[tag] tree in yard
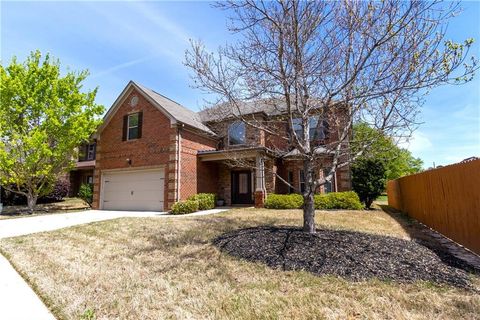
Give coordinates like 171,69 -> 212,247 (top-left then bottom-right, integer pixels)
0,51 -> 104,212
352,123 -> 423,182
351,158 -> 386,209
185,0 -> 477,233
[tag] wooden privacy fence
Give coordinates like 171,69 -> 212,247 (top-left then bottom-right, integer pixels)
387,158 -> 480,255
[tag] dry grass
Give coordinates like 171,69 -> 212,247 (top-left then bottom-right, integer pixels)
0,208 -> 479,320
0,198 -> 89,220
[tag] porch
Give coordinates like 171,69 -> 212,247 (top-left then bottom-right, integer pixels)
69,160 -> 95,197
198,148 -> 272,207
198,147 -> 351,207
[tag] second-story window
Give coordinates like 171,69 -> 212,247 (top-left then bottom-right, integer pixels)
228,121 -> 246,145
123,112 -> 143,141
86,143 -> 95,160
128,113 -> 139,140
292,117 -> 328,142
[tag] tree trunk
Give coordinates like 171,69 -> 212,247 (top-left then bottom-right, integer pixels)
302,160 -> 316,233
303,192 -> 316,233
26,193 -> 37,214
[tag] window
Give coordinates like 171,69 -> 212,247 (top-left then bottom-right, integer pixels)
127,113 -> 139,140
86,175 -> 93,185
238,173 -> 249,194
323,168 -> 333,193
86,143 -> 95,160
228,121 -> 246,145
299,170 -> 305,193
287,171 -> 294,193
292,117 -> 328,142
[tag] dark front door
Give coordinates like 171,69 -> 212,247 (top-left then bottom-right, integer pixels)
231,171 -> 253,204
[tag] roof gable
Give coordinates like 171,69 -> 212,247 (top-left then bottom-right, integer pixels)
97,81 -> 215,136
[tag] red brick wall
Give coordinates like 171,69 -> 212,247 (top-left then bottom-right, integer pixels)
93,88 -> 175,210
179,128 -> 217,200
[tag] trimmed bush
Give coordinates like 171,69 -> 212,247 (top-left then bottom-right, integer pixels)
264,192 -> 362,210
78,183 -> 93,206
265,194 -> 303,209
187,193 -> 216,210
314,191 -> 363,210
171,200 -> 199,215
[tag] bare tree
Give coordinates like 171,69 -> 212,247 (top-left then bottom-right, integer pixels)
185,0 -> 477,233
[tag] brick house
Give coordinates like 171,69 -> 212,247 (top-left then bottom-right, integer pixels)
71,81 -> 351,211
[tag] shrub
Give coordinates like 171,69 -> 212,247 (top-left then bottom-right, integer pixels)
265,194 -> 303,209
264,192 -> 362,210
0,187 -> 26,206
40,178 -> 70,203
314,191 -> 363,210
171,200 -> 199,215
187,193 -> 216,210
352,158 -> 386,209
1,178 -> 70,205
78,183 -> 93,206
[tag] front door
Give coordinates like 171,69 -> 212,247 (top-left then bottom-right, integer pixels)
231,171 -> 253,204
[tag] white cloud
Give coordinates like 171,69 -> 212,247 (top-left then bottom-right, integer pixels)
400,131 -> 433,153
90,55 -> 154,79
82,2 -> 191,62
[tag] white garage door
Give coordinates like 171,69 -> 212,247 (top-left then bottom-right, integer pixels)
102,169 -> 165,211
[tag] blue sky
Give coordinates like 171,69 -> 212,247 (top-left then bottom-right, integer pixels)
1,1 -> 479,168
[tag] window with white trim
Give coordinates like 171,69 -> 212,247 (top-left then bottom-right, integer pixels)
127,113 -> 139,140
299,170 -> 306,193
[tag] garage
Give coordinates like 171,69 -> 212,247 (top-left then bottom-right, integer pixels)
101,168 -> 165,211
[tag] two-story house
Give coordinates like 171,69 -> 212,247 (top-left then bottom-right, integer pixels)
71,81 -> 351,211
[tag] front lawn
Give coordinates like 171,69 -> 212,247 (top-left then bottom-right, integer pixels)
376,194 -> 388,202
0,208 -> 478,319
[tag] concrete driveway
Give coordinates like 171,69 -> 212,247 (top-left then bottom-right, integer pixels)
0,208 -> 227,239
0,208 -> 227,320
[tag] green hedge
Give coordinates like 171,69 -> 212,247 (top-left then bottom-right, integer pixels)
264,194 -> 303,209
314,191 -> 363,210
171,200 -> 199,215
187,193 -> 216,210
264,192 -> 363,210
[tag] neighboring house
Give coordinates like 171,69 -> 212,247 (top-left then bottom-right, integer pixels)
71,81 -> 351,211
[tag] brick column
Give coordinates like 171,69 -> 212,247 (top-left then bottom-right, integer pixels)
255,190 -> 265,208
167,129 -> 179,209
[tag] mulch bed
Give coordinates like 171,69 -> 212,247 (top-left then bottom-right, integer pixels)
213,226 -> 475,289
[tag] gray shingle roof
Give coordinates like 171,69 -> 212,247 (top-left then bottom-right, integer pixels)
134,82 -> 215,135
197,100 -> 288,122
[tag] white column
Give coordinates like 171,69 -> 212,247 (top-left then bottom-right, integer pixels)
256,154 -> 265,192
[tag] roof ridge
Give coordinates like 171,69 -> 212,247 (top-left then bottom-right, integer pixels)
133,81 -> 186,108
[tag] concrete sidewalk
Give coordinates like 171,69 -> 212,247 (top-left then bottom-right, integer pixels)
0,254 -> 56,320
0,208 -> 228,319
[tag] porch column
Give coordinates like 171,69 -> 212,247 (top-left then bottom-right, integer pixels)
255,154 -> 266,207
